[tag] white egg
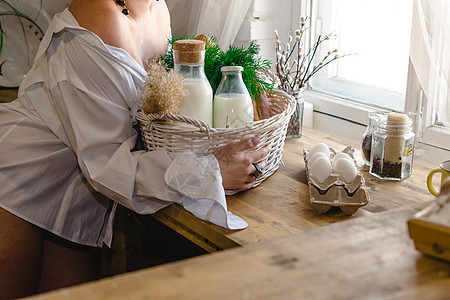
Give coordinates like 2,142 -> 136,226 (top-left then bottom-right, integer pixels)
334,158 -> 358,183
332,152 -> 353,167
309,156 -> 333,184
307,143 -> 330,160
308,152 -> 330,167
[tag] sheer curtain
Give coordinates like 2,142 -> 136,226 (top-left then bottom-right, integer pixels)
409,0 -> 450,129
166,0 -> 252,49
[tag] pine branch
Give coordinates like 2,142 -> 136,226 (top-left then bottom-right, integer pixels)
162,37 -> 273,101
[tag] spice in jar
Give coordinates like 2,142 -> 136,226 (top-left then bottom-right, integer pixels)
360,111 -> 387,165
369,112 -> 415,180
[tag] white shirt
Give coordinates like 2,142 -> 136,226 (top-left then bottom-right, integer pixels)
0,9 -> 246,247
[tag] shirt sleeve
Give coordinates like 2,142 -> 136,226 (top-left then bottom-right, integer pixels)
47,31 -> 217,214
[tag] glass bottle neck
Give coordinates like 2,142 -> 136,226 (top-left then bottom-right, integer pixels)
216,70 -> 249,96
221,71 -> 242,81
175,64 -> 207,79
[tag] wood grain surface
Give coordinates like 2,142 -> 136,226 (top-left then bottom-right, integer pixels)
31,202 -> 450,300
28,128 -> 446,300
151,127 -> 435,251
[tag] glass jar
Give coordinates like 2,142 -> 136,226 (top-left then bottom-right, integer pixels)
173,40 -> 213,126
213,66 -> 253,128
361,111 -> 387,165
286,89 -> 304,138
369,113 -> 415,180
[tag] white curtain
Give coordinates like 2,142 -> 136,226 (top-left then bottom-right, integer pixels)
41,0 -> 73,17
166,0 -> 252,49
410,0 -> 450,128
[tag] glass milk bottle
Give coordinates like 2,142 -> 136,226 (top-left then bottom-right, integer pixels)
173,40 -> 213,126
213,66 -> 253,128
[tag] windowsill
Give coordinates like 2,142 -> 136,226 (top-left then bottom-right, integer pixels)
304,89 -> 449,166
304,89 -> 372,141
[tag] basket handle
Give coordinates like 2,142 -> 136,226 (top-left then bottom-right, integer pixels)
146,112 -> 216,138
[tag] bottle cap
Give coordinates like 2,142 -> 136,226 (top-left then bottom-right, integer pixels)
173,40 -> 205,64
221,66 -> 244,72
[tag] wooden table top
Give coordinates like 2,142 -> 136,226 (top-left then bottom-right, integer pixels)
32,202 -> 450,300
29,127 -> 448,299
150,127 -> 435,252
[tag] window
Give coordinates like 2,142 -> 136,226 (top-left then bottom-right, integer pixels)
308,0 -> 412,112
301,0 -> 449,160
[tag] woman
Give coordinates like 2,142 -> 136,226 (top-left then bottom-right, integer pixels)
0,0 -> 269,297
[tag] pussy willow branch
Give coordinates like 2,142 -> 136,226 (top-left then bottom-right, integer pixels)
274,18 -> 346,93
303,53 -> 352,84
297,35 -> 321,89
299,33 -> 332,73
285,40 -> 298,64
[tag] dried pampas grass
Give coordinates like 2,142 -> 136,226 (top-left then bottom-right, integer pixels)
138,59 -> 186,116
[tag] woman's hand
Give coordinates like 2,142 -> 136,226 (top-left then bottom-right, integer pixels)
213,137 -> 271,191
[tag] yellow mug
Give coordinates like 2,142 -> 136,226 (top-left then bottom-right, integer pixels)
427,160 -> 450,196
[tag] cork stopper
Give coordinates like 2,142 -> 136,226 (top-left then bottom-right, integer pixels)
384,112 -> 410,162
173,40 -> 206,64
387,112 -> 409,125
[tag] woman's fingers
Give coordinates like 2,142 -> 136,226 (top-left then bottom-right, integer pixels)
247,145 -> 271,163
213,137 -> 272,191
252,158 -> 268,173
225,136 -> 260,154
248,156 -> 268,179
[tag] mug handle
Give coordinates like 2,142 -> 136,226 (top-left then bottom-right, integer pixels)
427,168 -> 442,196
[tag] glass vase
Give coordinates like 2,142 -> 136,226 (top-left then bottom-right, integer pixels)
360,111 -> 387,165
286,90 -> 304,138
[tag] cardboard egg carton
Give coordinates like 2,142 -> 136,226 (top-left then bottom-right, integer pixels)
303,146 -> 369,215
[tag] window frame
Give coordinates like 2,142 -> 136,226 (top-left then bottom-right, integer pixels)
405,60 -> 450,152
297,0 -> 449,164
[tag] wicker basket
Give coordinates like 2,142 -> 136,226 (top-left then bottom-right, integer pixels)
136,90 -> 295,187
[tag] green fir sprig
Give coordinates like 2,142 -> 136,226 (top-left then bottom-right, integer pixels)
161,36 -> 273,101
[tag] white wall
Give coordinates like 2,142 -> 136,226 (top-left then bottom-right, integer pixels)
235,0 -> 307,71
235,0 -> 317,130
